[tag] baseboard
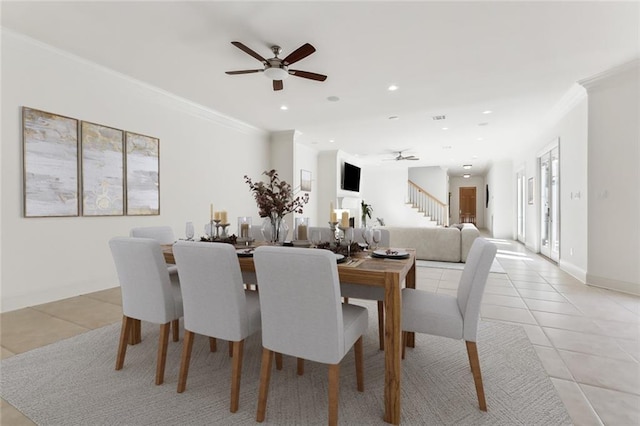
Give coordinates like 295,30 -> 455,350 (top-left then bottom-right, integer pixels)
558,260 -> 586,283
586,273 -> 640,297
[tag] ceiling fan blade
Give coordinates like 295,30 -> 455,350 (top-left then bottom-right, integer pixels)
289,70 -> 327,81
282,43 -> 316,65
273,80 -> 283,91
404,155 -> 417,159
231,41 -> 267,64
407,157 -> 420,160
225,69 -> 262,75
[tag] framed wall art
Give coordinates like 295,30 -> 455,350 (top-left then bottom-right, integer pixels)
23,107 -> 79,217
300,169 -> 312,192
81,121 -> 125,216
126,131 -> 159,215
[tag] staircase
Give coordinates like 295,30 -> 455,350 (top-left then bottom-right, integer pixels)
407,180 -> 449,227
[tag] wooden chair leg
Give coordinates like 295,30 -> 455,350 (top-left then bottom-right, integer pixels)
256,348 -> 273,423
297,358 -> 304,376
228,341 -> 233,357
171,319 -> 179,342
354,336 -> 364,392
377,301 -> 385,351
116,315 -> 132,370
128,318 -> 142,345
230,340 -> 245,413
155,322 -> 171,385
177,330 -> 195,393
209,337 -> 217,352
344,297 -> 349,303
466,341 -> 487,411
275,352 -> 283,370
402,331 -> 407,360
328,363 -> 340,426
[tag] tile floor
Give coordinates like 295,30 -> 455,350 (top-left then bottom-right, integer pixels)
1,238 -> 639,425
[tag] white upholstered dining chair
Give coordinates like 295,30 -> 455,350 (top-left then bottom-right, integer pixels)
341,227 -> 390,350
109,237 -> 184,385
172,241 -> 261,413
401,237 -> 497,411
253,246 -> 368,425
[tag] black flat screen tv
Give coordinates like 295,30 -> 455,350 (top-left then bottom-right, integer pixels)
342,162 -> 361,192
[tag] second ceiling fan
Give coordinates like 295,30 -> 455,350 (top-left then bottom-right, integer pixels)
225,41 -> 327,91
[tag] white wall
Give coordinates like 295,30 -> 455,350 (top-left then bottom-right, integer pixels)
485,160 -> 514,239
1,30 -> 270,312
582,61 -> 639,294
449,176 -> 485,227
293,141 -> 319,228
360,165 -> 419,227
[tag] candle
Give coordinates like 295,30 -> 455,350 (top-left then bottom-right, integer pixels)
214,211 -> 221,221
298,224 -> 308,241
341,211 -> 349,228
220,210 -> 228,224
210,204 -> 213,221
240,223 -> 249,238
330,202 -> 334,219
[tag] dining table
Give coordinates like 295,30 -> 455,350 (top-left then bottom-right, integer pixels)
158,242 -> 416,425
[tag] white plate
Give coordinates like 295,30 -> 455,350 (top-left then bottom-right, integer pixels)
335,253 -> 346,263
372,249 -> 409,259
236,248 -> 255,257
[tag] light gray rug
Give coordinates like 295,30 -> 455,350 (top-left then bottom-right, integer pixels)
1,301 -> 569,425
417,259 -> 506,274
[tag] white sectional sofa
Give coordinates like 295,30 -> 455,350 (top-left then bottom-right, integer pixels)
385,223 -> 480,262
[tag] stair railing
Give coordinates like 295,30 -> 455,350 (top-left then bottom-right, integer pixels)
407,180 -> 449,226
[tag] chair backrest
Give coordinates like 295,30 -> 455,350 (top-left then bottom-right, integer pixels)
457,238 -> 497,341
254,246 -> 345,364
129,226 -> 175,245
354,228 -> 390,247
109,237 -> 179,323
173,241 -> 253,341
307,227 -> 335,243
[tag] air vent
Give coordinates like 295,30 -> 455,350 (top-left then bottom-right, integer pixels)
432,115 -> 446,120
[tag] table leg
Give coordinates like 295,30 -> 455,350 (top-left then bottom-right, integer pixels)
405,260 -> 416,348
383,271 -> 401,425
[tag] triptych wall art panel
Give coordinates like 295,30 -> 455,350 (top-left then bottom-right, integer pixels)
22,107 -> 160,217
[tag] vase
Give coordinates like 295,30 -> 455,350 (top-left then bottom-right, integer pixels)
262,213 -> 289,244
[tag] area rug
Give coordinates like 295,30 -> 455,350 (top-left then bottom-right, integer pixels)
1,302 -> 569,425
417,259 -> 506,274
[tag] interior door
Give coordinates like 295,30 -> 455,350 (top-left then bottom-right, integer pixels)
459,187 -> 476,225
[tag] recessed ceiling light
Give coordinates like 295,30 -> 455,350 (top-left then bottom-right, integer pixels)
463,173 -> 471,178
483,110 -> 493,114
329,139 -> 335,143
388,116 -> 399,120
463,164 -> 472,169
477,137 -> 484,141
442,127 -> 449,130
280,105 -> 288,110
327,96 -> 340,102
472,155 -> 478,159
388,84 -> 399,91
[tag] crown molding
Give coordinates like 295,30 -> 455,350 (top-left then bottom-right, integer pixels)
543,83 -> 587,127
578,57 -> 640,90
2,28 -> 267,137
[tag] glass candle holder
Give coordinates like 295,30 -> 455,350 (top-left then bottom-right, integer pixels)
295,217 -> 309,241
238,216 -> 252,239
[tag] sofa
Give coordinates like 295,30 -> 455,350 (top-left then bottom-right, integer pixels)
385,223 -> 480,262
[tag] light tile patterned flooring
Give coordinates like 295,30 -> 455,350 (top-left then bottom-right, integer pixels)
1,238 -> 639,425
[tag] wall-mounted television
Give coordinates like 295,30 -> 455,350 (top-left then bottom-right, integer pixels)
342,162 -> 361,192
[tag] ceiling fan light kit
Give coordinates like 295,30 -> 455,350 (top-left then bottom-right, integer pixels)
226,42 -> 327,91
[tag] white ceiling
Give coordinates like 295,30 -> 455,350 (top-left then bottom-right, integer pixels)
2,1 -> 638,176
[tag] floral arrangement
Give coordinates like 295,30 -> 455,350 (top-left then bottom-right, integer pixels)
361,200 -> 373,226
244,169 -> 309,218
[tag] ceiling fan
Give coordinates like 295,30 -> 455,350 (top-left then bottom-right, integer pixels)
387,150 -> 420,161
225,42 -> 327,91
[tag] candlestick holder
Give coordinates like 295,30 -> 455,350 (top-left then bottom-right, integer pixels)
212,219 -> 221,240
218,223 -> 230,239
328,221 -> 341,246
340,226 -> 354,259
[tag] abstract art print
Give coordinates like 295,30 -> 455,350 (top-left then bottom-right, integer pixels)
81,122 -> 124,216
300,169 -> 312,191
23,107 -> 79,217
126,131 -> 159,215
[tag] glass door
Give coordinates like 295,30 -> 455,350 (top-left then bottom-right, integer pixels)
539,146 -> 560,261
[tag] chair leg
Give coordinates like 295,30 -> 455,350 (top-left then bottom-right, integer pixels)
328,363 -> 340,426
209,337 -> 217,352
177,330 -> 195,393
228,341 -> 233,357
297,358 -> 304,376
171,319 -> 180,342
377,301 -> 385,351
230,340 -> 245,413
156,322 -> 171,385
402,331 -> 407,360
115,315 -> 132,370
275,352 -> 283,370
466,341 -> 487,411
354,336 -> 364,392
256,348 -> 273,423
128,318 -> 142,345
